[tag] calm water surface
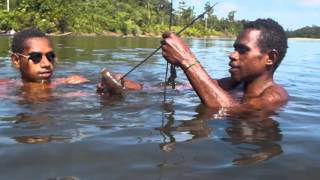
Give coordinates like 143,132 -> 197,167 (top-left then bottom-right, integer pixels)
0,36 -> 319,180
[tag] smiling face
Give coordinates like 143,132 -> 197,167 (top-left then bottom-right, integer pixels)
12,37 -> 55,83
228,29 -> 271,83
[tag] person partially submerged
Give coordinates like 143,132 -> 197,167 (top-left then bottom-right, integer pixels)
0,28 -> 89,100
98,18 -> 289,110
161,18 -> 289,110
10,28 -> 89,85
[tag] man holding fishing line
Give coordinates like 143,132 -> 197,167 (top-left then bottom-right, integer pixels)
161,18 -> 289,110
99,18 -> 288,110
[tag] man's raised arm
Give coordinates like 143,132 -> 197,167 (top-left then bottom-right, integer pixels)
161,32 -> 237,108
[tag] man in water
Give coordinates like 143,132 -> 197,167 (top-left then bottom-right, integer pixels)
99,18 -> 288,110
10,28 -> 88,85
0,28 -> 89,100
161,18 -> 288,109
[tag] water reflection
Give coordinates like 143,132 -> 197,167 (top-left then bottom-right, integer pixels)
14,113 -> 53,129
14,135 -> 68,144
158,104 -> 283,165
0,36 -> 320,179
224,111 -> 283,165
16,83 -> 55,104
12,113 -> 72,144
99,93 -> 124,106
157,103 -> 211,152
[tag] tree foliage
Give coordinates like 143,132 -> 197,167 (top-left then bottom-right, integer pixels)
0,0 -> 244,36
287,26 -> 320,38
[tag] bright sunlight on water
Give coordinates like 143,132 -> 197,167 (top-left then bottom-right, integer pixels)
0,36 -> 319,180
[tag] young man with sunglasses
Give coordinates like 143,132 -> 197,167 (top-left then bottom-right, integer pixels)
0,29 -> 89,101
10,28 -> 89,85
161,18 -> 289,110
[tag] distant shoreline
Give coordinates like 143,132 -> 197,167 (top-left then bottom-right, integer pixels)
2,31 -> 319,40
46,31 -> 236,39
46,32 -> 320,40
288,37 -> 320,41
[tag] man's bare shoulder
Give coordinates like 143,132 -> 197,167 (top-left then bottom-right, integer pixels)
262,84 -> 289,104
244,84 -> 288,110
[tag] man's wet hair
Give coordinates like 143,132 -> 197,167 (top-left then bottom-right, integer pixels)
244,18 -> 288,71
11,28 -> 48,53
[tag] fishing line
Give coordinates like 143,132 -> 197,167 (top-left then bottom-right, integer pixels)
167,0 -> 176,90
163,0 -> 174,103
119,2 -> 218,81
160,1 -> 218,148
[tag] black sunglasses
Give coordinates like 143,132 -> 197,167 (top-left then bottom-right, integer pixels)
16,51 -> 56,64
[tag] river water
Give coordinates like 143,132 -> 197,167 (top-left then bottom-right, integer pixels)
0,36 -> 319,179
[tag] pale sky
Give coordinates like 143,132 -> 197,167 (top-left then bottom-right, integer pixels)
173,0 -> 320,30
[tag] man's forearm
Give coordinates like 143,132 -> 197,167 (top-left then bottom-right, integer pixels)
181,61 -> 237,108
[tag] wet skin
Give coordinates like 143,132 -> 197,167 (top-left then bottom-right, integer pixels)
1,37 -> 90,101
11,37 -> 55,83
10,37 -> 88,86
161,29 -> 288,110
96,29 -> 288,109
96,69 -> 143,95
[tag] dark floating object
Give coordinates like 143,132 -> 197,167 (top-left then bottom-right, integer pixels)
101,68 -> 124,95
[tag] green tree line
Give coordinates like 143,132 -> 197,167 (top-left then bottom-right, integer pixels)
287,26 -> 320,39
0,0 -> 243,36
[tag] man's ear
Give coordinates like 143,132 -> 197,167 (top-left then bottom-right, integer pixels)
266,49 -> 279,66
11,53 -> 21,69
